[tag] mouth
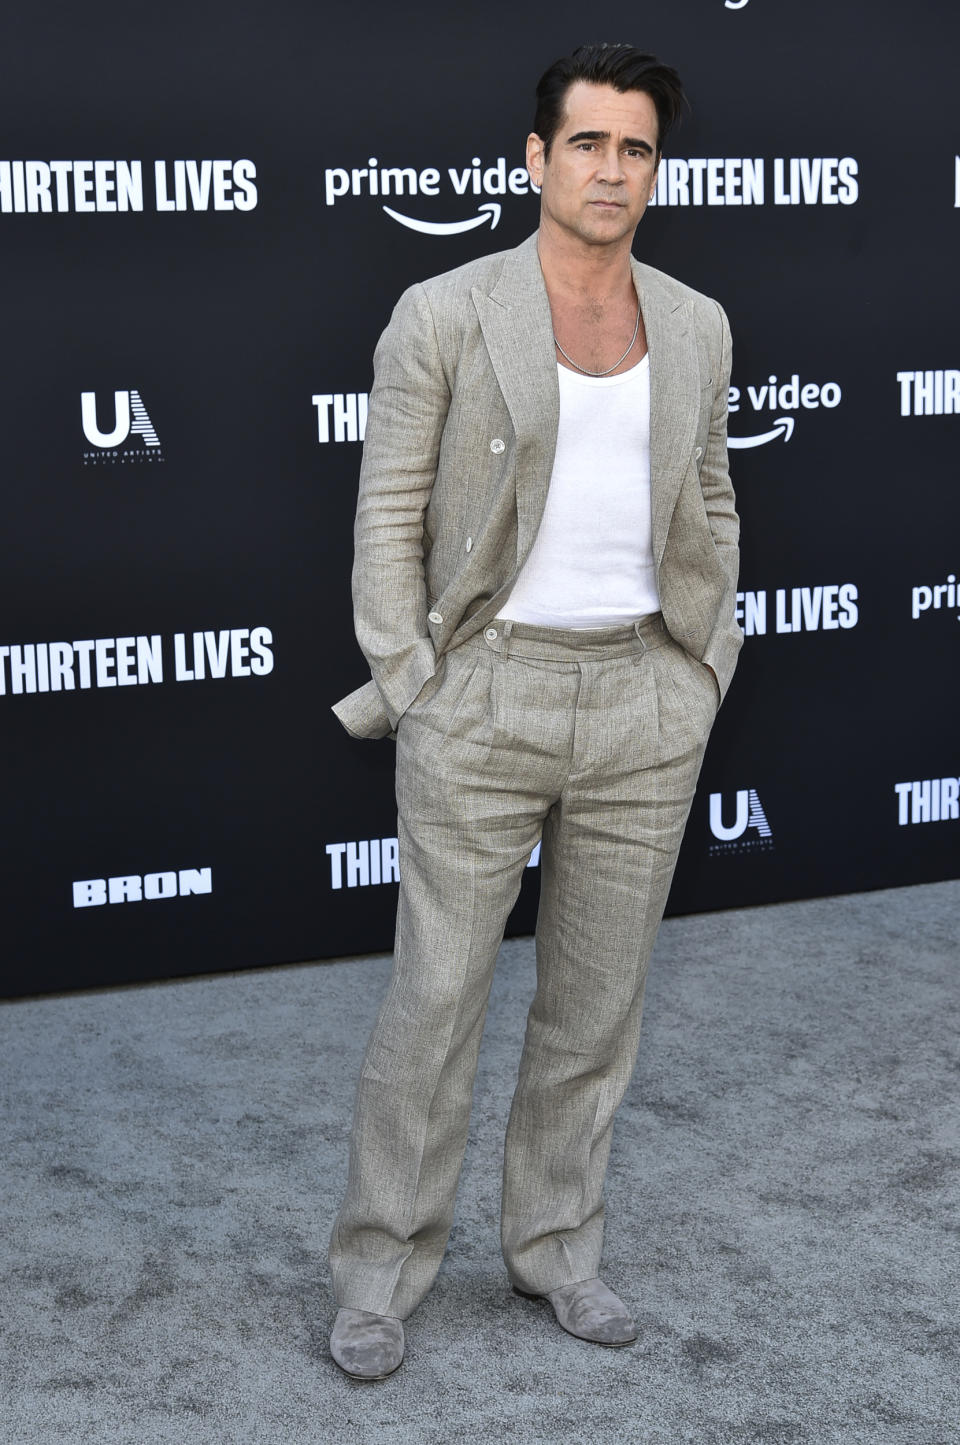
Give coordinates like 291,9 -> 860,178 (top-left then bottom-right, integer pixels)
588,199 -> 624,210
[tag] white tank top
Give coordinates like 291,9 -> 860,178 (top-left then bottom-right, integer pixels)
501,356 -> 659,628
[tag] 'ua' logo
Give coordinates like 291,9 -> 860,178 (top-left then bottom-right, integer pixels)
709,788 -> 772,841
81,389 -> 161,448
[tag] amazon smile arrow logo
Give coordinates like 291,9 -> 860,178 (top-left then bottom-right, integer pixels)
381,202 -> 501,236
728,417 -> 794,449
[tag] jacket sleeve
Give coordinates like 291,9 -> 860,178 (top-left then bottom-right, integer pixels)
699,301 -> 743,700
348,282 -> 452,730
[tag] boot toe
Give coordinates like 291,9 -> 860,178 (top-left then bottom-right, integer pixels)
330,1307 -> 405,1379
546,1277 -> 638,1346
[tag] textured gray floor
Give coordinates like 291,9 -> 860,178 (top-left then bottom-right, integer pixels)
1,881 -> 957,1445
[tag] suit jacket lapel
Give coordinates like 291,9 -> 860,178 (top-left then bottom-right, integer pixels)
472,234 -> 560,564
471,237 -> 701,577
633,257 -> 700,568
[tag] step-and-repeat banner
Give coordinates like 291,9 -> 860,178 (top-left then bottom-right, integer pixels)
2,1 -> 957,996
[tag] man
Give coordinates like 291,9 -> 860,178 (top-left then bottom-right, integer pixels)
328,43 -> 741,1379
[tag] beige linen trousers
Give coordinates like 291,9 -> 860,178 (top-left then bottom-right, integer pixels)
329,234 -> 741,1320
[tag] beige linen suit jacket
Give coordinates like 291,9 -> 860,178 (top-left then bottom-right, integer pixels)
333,231 -> 742,740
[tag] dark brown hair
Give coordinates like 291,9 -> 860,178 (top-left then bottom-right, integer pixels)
534,43 -> 686,159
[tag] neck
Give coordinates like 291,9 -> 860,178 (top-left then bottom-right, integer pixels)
536,216 -> 636,303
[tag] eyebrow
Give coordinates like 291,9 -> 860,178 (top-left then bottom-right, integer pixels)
565,130 -> 655,154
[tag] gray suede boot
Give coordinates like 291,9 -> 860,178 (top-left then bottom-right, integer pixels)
329,1307 -> 405,1379
514,1277 -> 638,1346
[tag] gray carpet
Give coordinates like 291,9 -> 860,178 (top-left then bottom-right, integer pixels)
1,881 -> 957,1444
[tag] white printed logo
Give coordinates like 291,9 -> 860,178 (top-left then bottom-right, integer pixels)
649,157 -> 857,208
894,779 -> 959,826
326,838 -> 401,890
735,584 -> 858,636
73,867 -> 212,908
911,575 -> 958,624
312,393 -> 368,444
323,155 -> 537,236
728,372 -> 841,449
384,201 -> 501,236
0,160 -> 257,214
81,389 -> 162,465
896,370 -> 960,417
708,789 -> 774,853
0,626 -> 274,697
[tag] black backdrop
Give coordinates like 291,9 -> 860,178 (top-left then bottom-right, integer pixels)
2,1 -> 957,997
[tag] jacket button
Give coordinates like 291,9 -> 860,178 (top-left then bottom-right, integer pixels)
694,445 -> 703,459
484,627 -> 498,641
428,610 -> 443,624
465,536 -> 473,552
490,438 -> 505,454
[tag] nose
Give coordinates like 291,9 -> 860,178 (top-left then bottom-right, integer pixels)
595,144 -> 625,184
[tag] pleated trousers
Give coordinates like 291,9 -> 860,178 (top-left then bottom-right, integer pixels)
329,613 -> 719,1319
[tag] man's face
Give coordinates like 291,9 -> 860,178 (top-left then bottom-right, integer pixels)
527,81 -> 660,248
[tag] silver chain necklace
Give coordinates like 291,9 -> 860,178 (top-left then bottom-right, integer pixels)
554,301 -> 642,377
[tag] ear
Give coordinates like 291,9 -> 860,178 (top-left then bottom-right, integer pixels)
526,132 -> 546,187
649,159 -> 660,200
